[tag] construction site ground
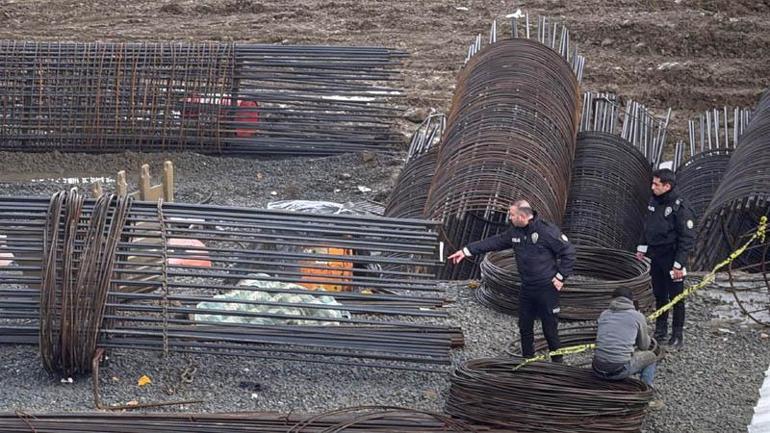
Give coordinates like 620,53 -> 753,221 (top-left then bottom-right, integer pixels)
1,1 -> 770,432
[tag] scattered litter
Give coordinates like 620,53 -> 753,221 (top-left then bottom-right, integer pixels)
505,9 -> 524,19
137,375 -> 152,387
456,6 -> 469,11
60,377 -> 73,384
357,185 -> 372,193
270,191 -> 278,196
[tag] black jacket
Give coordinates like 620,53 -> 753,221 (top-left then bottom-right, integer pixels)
637,190 -> 696,269
464,214 -> 576,287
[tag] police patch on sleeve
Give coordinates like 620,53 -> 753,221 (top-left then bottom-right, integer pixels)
561,234 -> 569,242
686,219 -> 694,229
664,206 -> 672,217
531,232 -> 539,244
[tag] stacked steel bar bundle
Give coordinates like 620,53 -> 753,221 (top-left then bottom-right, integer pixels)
384,113 -> 445,219
0,408 -> 491,433
695,91 -> 770,270
477,246 -> 652,320
672,108 -> 753,228
445,357 -> 653,432
0,192 -> 459,374
0,41 -> 406,155
426,15 -> 583,279
562,93 -> 666,251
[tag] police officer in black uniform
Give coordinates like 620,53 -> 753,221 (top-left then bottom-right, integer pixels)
636,169 -> 695,350
449,200 -> 576,361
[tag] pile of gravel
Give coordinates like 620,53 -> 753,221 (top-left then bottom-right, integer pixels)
0,152 -> 767,433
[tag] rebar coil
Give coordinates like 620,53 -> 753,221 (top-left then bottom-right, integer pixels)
676,148 -> 733,227
477,246 -> 652,320
562,131 -> 651,251
426,38 -> 580,279
445,357 -> 653,432
727,229 -> 770,327
508,325 -> 665,364
384,149 -> 438,219
696,90 -> 770,270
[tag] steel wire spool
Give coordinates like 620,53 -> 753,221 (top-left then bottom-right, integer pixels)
426,18 -> 582,279
477,246 -> 652,320
445,357 -> 653,432
0,41 -> 405,155
0,194 -> 458,373
696,91 -> 770,270
562,131 -> 651,250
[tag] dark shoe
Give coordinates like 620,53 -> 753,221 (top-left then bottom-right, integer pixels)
667,332 -> 684,350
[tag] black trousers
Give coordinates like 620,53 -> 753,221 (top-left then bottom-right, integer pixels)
519,283 -> 560,358
649,245 -> 685,329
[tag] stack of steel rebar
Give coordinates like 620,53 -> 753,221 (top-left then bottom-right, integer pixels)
0,408 -> 492,433
445,357 -> 653,432
695,91 -> 770,270
0,192 -> 459,374
0,41 -> 406,155
562,93 -> 667,251
384,113 -> 445,219
425,16 -> 583,279
477,246 -> 652,320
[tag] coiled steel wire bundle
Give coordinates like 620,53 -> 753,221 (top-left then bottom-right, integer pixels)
0,193 -> 458,374
477,246 -> 652,320
445,357 -> 653,432
562,93 -> 666,251
726,228 -> 770,326
508,324 -> 664,365
0,41 -> 405,155
695,91 -> 770,270
426,17 -> 583,279
384,113 -> 445,219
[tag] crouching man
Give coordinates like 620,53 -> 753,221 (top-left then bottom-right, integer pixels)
592,287 -> 657,387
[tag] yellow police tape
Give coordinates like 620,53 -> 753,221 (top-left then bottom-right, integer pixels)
512,215 -> 768,372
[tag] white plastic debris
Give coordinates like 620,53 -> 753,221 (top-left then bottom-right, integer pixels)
357,185 -> 372,193
506,9 -> 524,19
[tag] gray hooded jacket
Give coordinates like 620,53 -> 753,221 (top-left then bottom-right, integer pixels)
594,296 -> 651,365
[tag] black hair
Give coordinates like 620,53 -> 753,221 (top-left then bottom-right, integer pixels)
652,168 -> 676,189
612,287 -> 633,301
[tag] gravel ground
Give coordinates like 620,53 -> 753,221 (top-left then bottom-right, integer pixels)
0,153 -> 768,432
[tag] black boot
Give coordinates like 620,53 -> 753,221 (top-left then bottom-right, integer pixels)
653,316 -> 668,341
667,328 -> 684,350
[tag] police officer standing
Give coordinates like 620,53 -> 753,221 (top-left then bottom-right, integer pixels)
449,200 -> 576,361
636,169 -> 695,350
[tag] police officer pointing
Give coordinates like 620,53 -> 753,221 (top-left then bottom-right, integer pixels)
636,169 -> 695,350
449,200 -> 576,361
